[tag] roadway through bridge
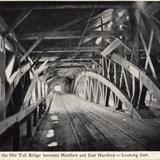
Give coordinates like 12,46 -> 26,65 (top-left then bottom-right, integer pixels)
25,92 -> 160,151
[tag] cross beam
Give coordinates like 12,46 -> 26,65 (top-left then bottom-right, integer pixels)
0,3 -> 135,10
55,65 -> 85,69
19,14 -> 90,62
32,46 -> 101,54
18,30 -> 114,40
20,37 -> 43,62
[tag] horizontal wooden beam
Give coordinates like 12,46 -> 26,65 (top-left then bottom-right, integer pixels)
36,56 -> 101,63
32,46 -> 101,53
61,58 -> 93,62
58,61 -> 91,65
55,65 -> 85,69
32,56 -> 102,63
38,57 -> 58,62
35,58 -> 93,62
18,30 -> 114,40
0,3 -> 135,10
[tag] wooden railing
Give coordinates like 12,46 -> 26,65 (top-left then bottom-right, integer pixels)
0,89 -> 54,150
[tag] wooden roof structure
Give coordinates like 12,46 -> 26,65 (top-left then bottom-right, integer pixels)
0,1 -> 139,80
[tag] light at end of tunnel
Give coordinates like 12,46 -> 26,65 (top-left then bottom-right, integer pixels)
54,85 -> 62,92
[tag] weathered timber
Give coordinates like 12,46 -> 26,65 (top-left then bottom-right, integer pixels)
101,38 -> 122,57
20,38 -> 43,62
6,63 -> 31,111
0,97 -> 46,136
0,4 -> 136,10
55,65 -> 85,69
18,31 -> 114,40
32,46 -> 101,53
111,54 -> 160,103
5,55 -> 16,82
0,36 -> 6,120
21,79 -> 37,110
74,71 -> 141,119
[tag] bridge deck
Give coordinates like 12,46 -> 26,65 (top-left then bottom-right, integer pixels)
25,93 -> 160,151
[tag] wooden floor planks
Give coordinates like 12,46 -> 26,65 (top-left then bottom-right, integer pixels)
25,93 -> 160,151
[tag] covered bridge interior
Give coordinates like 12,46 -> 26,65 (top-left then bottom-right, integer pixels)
0,1 -> 160,151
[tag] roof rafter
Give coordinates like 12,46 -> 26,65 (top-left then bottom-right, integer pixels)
3,9 -> 32,38
19,14 -> 90,62
20,37 -> 43,62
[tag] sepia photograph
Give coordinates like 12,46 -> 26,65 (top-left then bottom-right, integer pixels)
0,1 -> 160,154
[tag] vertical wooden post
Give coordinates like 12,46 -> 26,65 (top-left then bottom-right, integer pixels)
42,82 -> 45,113
45,83 -> 48,110
42,82 -> 45,97
131,9 -> 147,109
137,83 -> 147,109
43,84 -> 46,112
0,35 -> 6,120
95,81 -> 100,104
39,103 -> 42,119
27,114 -> 32,137
89,79 -> 94,102
85,77 -> 89,101
37,80 -> 42,100
70,79 -> 74,93
131,8 -> 140,64
31,85 -> 37,104
103,58 -> 111,106
87,77 -> 91,101
37,81 -> 42,118
13,122 -> 20,151
92,78 -> 97,103
116,99 -> 122,110
43,102 -> 46,112
105,87 -> 111,106
132,78 -> 140,108
33,108 -> 37,126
